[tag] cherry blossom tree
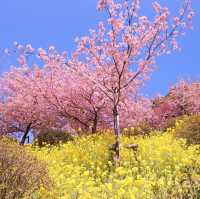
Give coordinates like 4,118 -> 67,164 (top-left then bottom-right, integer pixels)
36,48 -> 111,134
0,62 -> 58,144
70,0 -> 194,164
120,96 -> 154,128
152,80 -> 200,128
0,44 -> 111,139
169,80 -> 200,114
3,44 -> 154,138
152,95 -> 178,128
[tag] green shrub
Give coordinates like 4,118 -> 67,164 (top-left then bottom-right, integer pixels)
159,117 -> 179,131
174,114 -> 200,145
0,137 -> 50,199
35,129 -> 73,147
122,123 -> 153,137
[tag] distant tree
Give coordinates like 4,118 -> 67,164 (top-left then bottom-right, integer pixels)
169,80 -> 200,114
152,80 -> 200,128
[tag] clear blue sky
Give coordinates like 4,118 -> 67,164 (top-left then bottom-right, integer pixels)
0,0 -> 199,97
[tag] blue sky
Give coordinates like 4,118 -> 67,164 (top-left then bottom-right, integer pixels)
0,0 -> 199,97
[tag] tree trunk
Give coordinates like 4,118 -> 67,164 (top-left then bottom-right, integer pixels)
92,113 -> 98,134
20,123 -> 32,145
113,105 -> 121,166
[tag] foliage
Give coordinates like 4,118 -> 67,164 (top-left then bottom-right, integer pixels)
173,114 -> 200,145
122,123 -> 153,136
0,137 -> 50,199
35,129 -> 73,147
31,132 -> 200,199
159,116 -> 181,131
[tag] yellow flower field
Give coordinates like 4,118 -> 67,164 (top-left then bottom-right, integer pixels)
29,132 -> 200,199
